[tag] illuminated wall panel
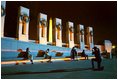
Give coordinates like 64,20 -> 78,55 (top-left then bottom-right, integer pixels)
1,1 -> 6,37
49,18 -> 52,43
67,22 -> 74,48
77,24 -> 85,50
17,6 -> 30,41
86,27 -> 94,50
38,13 -> 47,45
53,18 -> 62,47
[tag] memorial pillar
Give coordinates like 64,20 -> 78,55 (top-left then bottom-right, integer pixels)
77,24 -> 85,50
38,13 -> 47,45
67,22 -> 74,48
17,6 -> 30,41
52,18 -> 62,47
86,27 -> 94,50
1,1 -> 6,37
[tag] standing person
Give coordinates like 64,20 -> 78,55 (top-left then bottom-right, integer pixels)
26,48 -> 34,64
74,47 -> 78,60
29,54 -> 34,64
70,46 -> 77,60
44,49 -> 52,63
91,46 -> 104,70
25,48 -> 29,59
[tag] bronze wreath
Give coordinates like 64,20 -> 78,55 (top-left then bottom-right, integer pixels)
80,29 -> 84,35
56,23 -> 61,30
20,13 -> 30,23
69,26 -> 74,32
90,31 -> 93,36
1,5 -> 5,17
40,18 -> 47,27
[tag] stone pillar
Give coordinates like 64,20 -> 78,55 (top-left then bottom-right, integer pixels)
77,24 -> 85,50
17,6 -> 30,41
38,13 -> 47,45
52,18 -> 62,47
48,18 -> 53,43
1,1 -> 6,37
67,22 -> 74,48
86,27 -> 94,50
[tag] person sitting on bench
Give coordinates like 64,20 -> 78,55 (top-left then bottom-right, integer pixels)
44,49 -> 52,63
81,50 -> 88,60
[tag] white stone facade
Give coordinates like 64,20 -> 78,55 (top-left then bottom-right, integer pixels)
18,6 -> 30,42
38,13 -> 47,45
1,1 -> 6,37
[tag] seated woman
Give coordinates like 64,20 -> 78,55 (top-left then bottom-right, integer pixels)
81,50 -> 88,60
44,49 -> 52,63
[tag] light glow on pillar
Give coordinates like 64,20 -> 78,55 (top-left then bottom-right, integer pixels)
112,45 -> 116,49
49,18 -> 52,42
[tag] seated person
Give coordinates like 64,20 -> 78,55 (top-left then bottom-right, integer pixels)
81,50 -> 88,60
44,49 -> 52,63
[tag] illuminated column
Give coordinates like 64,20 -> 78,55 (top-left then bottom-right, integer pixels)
77,24 -> 85,50
67,22 -> 74,48
104,40 -> 112,59
49,18 -> 52,43
1,1 -> 6,37
17,6 -> 30,41
53,18 -> 62,47
86,27 -> 94,50
38,13 -> 47,45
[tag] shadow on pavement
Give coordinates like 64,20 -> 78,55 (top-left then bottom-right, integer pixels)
2,67 -> 92,75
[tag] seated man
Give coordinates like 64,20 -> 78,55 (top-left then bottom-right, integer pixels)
81,50 -> 88,60
44,49 -> 52,63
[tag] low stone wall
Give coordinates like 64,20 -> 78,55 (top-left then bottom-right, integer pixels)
1,37 -> 71,61
1,37 -> 93,61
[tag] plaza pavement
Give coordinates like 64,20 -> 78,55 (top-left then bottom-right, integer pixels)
1,57 -> 117,79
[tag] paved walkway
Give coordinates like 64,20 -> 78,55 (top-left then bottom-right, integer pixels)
1,57 -> 95,66
1,57 -> 117,79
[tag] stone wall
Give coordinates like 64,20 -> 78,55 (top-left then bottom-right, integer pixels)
1,37 -> 93,61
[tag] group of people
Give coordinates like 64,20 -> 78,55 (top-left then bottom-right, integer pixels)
24,46 -> 104,70
24,48 -> 52,64
70,46 -> 104,70
70,47 -> 88,60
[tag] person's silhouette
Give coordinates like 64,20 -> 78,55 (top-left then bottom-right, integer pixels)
44,49 -> 52,63
81,50 -> 88,60
91,46 -> 104,70
70,46 -> 77,60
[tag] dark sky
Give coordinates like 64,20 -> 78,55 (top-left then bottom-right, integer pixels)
4,1 -> 117,45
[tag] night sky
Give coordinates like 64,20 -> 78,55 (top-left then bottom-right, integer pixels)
4,1 -> 117,45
